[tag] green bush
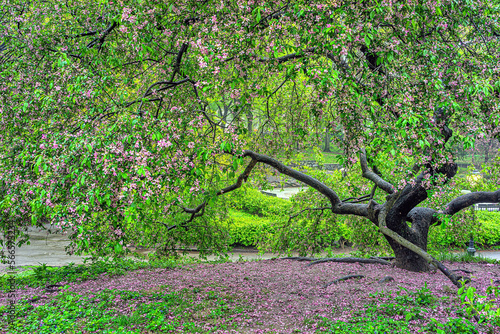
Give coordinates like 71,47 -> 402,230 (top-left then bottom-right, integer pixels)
224,180 -> 500,252
224,184 -> 292,217
474,211 -> 500,247
429,211 -> 500,249
226,210 -> 275,246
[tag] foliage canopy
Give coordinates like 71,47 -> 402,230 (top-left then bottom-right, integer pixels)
1,0 -> 499,275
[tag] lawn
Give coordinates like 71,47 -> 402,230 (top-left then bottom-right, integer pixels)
1,256 -> 499,333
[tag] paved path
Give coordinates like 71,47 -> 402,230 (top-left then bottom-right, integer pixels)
478,250 -> 500,260
0,224 -> 324,274
2,223 -> 499,275
260,186 -> 307,199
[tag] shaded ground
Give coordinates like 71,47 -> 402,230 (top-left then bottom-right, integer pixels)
1,259 -> 500,333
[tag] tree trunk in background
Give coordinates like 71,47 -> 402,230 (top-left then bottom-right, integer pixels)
324,128 -> 331,152
484,139 -> 493,163
247,110 -> 253,136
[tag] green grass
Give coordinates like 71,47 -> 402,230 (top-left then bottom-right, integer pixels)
1,258 -> 249,333
0,257 -> 198,291
5,285 -> 248,333
315,284 -> 481,334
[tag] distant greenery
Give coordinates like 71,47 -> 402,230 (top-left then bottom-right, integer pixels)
429,211 -> 500,250
276,149 -> 341,164
223,184 -> 351,251
224,184 -> 293,217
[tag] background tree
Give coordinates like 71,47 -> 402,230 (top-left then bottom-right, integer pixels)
1,0 -> 500,286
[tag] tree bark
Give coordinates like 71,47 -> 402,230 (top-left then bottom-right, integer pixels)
386,236 -> 430,272
324,128 -> 331,152
247,109 -> 253,135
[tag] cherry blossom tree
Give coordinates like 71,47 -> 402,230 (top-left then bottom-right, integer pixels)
1,0 -> 500,286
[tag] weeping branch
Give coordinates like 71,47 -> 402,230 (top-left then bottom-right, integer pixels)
170,158 -> 259,231
86,21 -> 118,49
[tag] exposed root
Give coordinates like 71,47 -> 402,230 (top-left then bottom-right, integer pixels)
281,257 -> 318,261
452,269 -> 473,274
323,275 -> 365,288
370,256 -> 395,261
306,257 -> 391,267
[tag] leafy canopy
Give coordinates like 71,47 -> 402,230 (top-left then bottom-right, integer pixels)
1,0 -> 499,257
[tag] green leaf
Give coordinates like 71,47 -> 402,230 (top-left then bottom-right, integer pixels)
114,243 -> 123,254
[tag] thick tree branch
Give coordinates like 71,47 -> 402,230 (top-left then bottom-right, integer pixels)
243,150 -> 341,206
332,202 -> 371,217
170,43 -> 188,81
359,149 -> 395,194
442,189 -> 500,216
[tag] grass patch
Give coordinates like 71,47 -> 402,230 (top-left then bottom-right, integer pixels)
0,257 -> 195,292
4,286 -> 249,333
315,283 -> 484,334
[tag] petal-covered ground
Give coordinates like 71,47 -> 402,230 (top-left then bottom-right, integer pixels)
2,259 -> 500,333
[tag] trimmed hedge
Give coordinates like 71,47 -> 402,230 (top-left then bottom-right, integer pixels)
224,186 -> 351,248
475,211 -> 500,247
420,211 -> 500,249
226,209 -> 275,246
224,184 -> 293,217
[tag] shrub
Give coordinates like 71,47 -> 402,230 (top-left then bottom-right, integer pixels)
428,211 -> 500,249
226,210 -> 275,247
474,211 -> 500,247
224,184 -> 292,217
